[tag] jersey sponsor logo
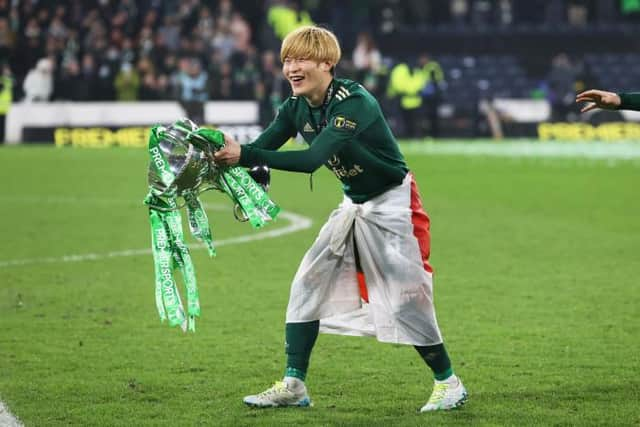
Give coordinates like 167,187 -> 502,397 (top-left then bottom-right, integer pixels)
303,122 -> 314,133
333,115 -> 357,131
328,155 -> 340,166
326,155 -> 364,179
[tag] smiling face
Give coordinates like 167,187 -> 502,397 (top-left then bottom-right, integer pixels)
280,26 -> 342,105
282,57 -> 332,100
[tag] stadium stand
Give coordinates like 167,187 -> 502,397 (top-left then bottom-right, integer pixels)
2,0 -> 640,138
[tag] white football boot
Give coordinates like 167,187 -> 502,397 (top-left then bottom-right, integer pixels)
420,375 -> 468,412
243,378 -> 312,408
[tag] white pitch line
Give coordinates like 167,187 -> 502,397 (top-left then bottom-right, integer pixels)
400,141 -> 640,159
0,210 -> 312,268
0,200 -> 311,422
0,400 -> 23,427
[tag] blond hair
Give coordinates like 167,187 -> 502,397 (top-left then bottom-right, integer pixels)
280,26 -> 341,66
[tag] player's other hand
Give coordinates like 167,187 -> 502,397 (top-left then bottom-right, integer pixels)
213,133 -> 241,166
576,89 -> 621,113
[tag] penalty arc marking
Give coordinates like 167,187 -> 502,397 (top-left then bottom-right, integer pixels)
0,203 -> 312,268
0,201 -> 312,424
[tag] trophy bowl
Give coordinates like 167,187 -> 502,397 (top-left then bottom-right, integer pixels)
148,120 -> 213,198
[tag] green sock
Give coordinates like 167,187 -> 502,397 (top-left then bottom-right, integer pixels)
414,343 -> 454,381
284,321 -> 319,381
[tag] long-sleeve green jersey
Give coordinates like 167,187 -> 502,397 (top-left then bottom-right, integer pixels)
618,92 -> 640,111
239,78 -> 408,203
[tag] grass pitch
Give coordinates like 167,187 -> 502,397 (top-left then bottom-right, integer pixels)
0,142 -> 638,426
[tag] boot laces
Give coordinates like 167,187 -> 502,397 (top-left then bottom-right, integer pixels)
428,383 -> 449,404
258,381 -> 288,398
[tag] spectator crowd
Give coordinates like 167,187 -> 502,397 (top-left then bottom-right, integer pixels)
1,0 -> 639,137
0,0 -> 391,128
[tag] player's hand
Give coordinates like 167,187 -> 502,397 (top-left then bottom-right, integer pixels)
575,89 -> 621,113
213,133 -> 241,166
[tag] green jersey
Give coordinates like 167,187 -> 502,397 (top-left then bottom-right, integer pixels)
619,92 -> 640,111
239,78 -> 408,203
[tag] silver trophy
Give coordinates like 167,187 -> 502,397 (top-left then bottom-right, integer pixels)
146,118 -> 271,219
146,118 -> 220,210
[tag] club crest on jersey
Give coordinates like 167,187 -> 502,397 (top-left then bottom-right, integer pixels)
303,122 -> 314,133
333,116 -> 357,131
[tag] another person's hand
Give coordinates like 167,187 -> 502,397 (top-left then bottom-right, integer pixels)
213,133 -> 241,166
576,89 -> 621,113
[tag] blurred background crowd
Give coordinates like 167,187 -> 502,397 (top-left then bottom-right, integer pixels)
1,0 -> 640,138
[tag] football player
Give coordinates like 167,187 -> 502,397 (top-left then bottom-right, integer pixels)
215,25 -> 467,412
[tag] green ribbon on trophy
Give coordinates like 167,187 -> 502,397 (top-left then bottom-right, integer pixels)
144,118 -> 279,332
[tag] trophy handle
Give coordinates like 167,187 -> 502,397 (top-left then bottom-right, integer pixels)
197,185 -> 251,223
233,204 -> 249,222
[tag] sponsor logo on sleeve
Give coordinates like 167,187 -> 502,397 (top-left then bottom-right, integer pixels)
333,116 -> 357,131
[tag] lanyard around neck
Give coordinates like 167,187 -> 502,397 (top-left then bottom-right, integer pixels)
307,80 -> 335,135
305,80 -> 335,192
